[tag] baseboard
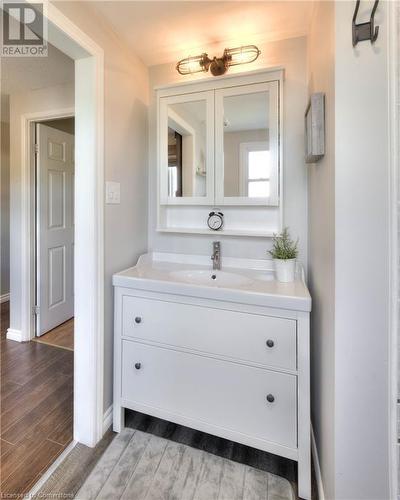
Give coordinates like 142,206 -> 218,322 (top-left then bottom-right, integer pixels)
311,425 -> 325,500
0,292 -> 10,304
6,328 -> 23,342
103,405 -> 113,434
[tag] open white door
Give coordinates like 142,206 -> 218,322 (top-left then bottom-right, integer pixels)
36,123 -> 74,336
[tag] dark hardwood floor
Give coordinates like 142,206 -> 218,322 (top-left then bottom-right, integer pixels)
0,301 -> 73,496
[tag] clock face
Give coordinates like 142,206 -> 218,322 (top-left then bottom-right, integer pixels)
207,212 -> 223,231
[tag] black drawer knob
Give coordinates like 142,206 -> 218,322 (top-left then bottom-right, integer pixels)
135,317 -> 142,324
266,394 -> 275,403
266,339 -> 274,348
135,363 -> 141,370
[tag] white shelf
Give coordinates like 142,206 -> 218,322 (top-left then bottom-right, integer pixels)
156,226 -> 274,238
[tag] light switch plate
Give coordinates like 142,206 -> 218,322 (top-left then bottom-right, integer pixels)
106,181 -> 120,204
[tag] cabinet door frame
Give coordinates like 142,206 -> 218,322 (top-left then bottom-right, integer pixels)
215,81 -> 280,206
158,90 -> 215,205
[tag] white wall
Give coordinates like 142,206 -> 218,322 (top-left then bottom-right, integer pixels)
334,1 -> 390,498
55,1 -> 149,412
307,2 -> 336,498
1,94 -> 10,297
148,37 -> 309,266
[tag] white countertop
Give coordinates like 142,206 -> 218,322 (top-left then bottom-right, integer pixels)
113,252 -> 312,312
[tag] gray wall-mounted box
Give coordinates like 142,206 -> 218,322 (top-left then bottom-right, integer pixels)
305,92 -> 325,163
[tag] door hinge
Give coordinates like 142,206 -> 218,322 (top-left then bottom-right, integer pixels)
32,305 -> 40,315
34,143 -> 39,155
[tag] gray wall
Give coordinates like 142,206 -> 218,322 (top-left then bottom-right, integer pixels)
1,94 -> 10,297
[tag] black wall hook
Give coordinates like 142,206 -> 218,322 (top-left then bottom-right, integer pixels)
352,0 -> 379,47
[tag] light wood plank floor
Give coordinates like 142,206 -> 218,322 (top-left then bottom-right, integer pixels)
0,301 -> 73,496
125,409 -> 297,484
76,429 -> 295,500
34,318 -> 74,351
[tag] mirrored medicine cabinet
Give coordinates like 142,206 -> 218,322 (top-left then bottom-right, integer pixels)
157,68 -> 283,237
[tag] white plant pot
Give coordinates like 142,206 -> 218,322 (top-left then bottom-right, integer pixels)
274,258 -> 296,283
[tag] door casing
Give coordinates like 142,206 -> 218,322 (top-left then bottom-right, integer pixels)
18,3 -> 105,448
388,0 -> 399,497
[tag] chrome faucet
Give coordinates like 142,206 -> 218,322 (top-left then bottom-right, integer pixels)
211,241 -> 221,270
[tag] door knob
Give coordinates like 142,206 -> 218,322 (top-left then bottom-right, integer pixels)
135,317 -> 142,324
135,363 -> 141,370
266,339 -> 274,348
266,394 -> 275,403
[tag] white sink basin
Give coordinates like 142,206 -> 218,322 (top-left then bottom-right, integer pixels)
169,269 -> 253,288
113,252 -> 312,312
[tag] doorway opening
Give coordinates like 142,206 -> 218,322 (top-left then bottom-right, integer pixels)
1,2 -> 105,496
33,117 -> 75,352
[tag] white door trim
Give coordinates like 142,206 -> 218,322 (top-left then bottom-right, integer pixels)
18,3 -> 105,448
388,0 -> 399,497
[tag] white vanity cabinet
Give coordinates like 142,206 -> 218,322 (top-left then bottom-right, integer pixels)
113,253 -> 312,499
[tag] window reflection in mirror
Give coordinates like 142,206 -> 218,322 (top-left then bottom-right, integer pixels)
223,91 -> 270,198
167,100 -> 207,198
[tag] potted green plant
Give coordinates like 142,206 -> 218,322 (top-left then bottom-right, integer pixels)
268,227 -> 299,282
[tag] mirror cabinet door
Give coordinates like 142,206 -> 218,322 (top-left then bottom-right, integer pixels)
159,91 -> 214,204
215,81 -> 279,205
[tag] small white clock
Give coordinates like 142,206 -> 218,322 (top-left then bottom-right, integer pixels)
207,211 -> 224,231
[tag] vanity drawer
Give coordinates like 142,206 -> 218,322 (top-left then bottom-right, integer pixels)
121,340 -> 297,449
121,295 -> 296,370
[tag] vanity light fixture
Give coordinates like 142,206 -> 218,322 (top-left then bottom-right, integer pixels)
176,45 -> 261,77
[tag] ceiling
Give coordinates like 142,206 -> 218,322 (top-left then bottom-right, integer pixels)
89,1 -> 314,67
1,43 -> 74,95
0,2 -> 313,94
